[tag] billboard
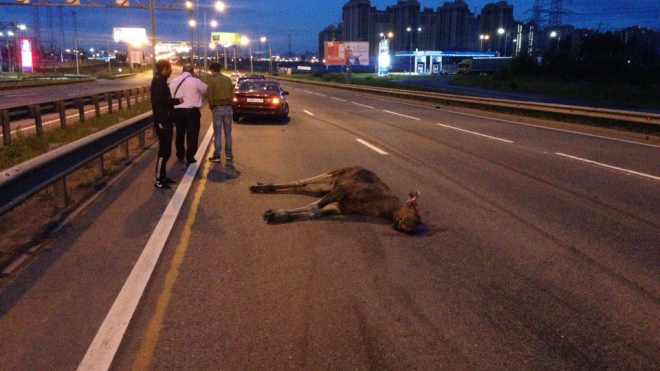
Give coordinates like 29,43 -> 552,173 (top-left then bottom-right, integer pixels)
211,32 -> 241,46
113,28 -> 148,45
324,41 -> 369,66
20,38 -> 33,72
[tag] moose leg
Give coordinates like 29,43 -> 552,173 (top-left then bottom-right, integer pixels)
250,172 -> 334,195
263,190 -> 345,224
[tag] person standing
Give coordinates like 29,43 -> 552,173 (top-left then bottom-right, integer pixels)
151,60 -> 183,189
169,65 -> 207,165
206,62 -> 234,162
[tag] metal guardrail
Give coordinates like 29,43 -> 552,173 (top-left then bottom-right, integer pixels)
0,77 -> 96,91
0,112 -> 154,218
1,86 -> 151,146
274,76 -> 660,125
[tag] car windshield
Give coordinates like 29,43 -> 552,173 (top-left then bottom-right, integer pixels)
238,82 -> 279,92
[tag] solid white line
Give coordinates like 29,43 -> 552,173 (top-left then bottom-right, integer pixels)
314,93 -> 327,97
76,125 -> 214,371
383,110 -> 421,121
303,110 -> 315,116
356,138 -> 388,155
330,97 -> 346,102
5,93 -> 35,97
556,153 -> 660,181
351,102 -> 374,109
437,123 -> 514,143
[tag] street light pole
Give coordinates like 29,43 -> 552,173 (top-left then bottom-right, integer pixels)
261,37 -> 271,75
186,1 -> 194,66
149,0 -> 157,73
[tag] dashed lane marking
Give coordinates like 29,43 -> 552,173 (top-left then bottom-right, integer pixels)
356,138 -> 388,155
383,110 -> 421,121
556,153 -> 660,181
437,123 -> 514,143
303,110 -> 315,116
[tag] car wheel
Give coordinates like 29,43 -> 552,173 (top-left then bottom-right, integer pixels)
278,104 -> 289,122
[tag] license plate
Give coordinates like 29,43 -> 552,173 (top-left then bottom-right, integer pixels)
247,98 -> 264,103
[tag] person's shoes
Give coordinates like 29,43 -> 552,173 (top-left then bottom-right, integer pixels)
164,177 -> 176,184
225,155 -> 233,161
208,155 -> 222,162
154,181 -> 172,189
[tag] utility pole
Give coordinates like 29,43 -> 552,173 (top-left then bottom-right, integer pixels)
58,6 -> 65,62
72,10 -> 79,75
149,0 -> 157,74
287,34 -> 292,58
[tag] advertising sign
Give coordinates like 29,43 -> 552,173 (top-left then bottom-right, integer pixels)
324,41 -> 369,66
113,28 -> 148,45
20,38 -> 33,72
211,32 -> 241,46
378,39 -> 390,76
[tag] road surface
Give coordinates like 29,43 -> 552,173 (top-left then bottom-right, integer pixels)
0,79 -> 658,371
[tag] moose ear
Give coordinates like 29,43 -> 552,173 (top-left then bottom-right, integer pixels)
408,190 -> 420,202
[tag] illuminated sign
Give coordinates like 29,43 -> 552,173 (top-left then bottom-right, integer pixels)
324,41 -> 369,66
378,39 -> 389,76
211,32 -> 241,46
113,28 -> 148,45
20,38 -> 33,72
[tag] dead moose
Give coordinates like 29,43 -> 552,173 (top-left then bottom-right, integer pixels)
249,166 -> 421,233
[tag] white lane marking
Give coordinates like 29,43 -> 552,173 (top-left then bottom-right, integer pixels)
556,153 -> 660,181
314,93 -> 327,97
356,139 -> 388,155
301,90 -> 313,94
434,108 -> 660,148
330,97 -> 346,102
77,125 -> 214,371
351,102 -> 374,109
383,110 -> 421,121
4,93 -> 35,97
303,110 -> 315,116
437,123 -> 514,143
366,96 -> 660,149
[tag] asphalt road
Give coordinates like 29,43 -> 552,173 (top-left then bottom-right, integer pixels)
0,72 -> 154,110
0,80 -> 659,371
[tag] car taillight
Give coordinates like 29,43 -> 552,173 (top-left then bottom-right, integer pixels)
272,97 -> 280,105
233,97 -> 238,102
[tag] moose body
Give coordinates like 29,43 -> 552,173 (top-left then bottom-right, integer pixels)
249,166 -> 421,232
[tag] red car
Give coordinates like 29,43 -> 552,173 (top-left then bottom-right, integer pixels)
232,80 -> 290,122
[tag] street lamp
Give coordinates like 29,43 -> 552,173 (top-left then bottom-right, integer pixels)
186,1 -> 194,65
406,26 -> 420,73
203,1 -> 225,75
479,34 -> 490,52
550,31 -> 560,52
498,27 -> 509,56
261,36 -> 272,75
240,36 -> 253,73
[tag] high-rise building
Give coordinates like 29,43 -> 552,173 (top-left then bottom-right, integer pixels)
480,1 -> 515,55
342,0 -> 372,42
318,25 -> 343,60
390,0 -> 421,52
436,0 -> 476,51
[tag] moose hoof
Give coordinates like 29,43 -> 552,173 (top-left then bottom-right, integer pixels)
250,183 -> 274,193
263,209 -> 290,224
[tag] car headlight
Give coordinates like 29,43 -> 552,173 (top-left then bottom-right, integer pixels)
272,98 -> 280,105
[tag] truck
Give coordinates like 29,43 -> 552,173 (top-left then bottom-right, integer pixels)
456,57 -> 513,75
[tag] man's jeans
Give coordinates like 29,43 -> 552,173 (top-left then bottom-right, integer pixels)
211,105 -> 232,157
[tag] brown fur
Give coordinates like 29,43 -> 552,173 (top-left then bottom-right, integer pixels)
249,166 -> 421,232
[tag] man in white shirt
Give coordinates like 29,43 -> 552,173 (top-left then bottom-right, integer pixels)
169,65 -> 208,165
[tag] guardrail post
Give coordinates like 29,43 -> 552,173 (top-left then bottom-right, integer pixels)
125,90 -> 131,109
138,130 -> 145,147
105,93 -> 113,114
53,177 -> 68,209
116,91 -> 123,111
76,98 -> 85,122
28,105 -> 44,137
92,95 -> 101,117
118,140 -> 129,160
55,101 -> 66,129
134,88 -> 140,104
2,109 -> 11,145
144,87 -> 149,100
94,155 -> 104,179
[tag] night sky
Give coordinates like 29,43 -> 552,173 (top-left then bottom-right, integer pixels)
1,0 -> 659,55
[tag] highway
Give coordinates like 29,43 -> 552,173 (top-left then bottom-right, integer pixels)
0,79 -> 659,370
